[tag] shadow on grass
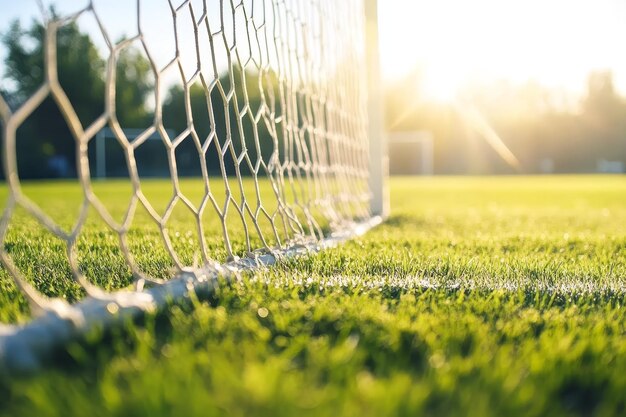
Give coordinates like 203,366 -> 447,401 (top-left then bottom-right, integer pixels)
382,213 -> 427,230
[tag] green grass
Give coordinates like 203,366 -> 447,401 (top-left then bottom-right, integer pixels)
1,175 -> 626,417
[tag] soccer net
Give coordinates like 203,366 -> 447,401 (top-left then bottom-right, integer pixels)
0,0 -> 386,370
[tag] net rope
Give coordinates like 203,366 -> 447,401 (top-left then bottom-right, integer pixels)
0,0 -> 372,321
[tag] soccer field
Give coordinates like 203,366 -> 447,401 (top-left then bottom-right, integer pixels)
2,176 -> 626,416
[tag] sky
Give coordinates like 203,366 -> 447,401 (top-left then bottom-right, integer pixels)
1,0 -> 626,103
0,0 -> 220,85
378,0 -> 626,101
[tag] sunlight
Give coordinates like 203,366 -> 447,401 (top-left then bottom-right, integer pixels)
378,0 -> 626,101
421,65 -> 464,103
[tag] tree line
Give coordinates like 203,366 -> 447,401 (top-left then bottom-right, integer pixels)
386,69 -> 626,174
3,16 -> 624,178
0,14 -> 278,180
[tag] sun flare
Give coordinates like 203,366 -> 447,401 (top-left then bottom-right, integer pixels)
378,0 -> 626,101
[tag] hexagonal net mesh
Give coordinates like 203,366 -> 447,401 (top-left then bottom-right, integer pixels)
0,0 -> 380,356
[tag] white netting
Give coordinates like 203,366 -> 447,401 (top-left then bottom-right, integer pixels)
0,0 -> 373,321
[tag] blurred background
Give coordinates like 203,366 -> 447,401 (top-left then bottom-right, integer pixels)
1,0 -> 625,178
380,0 -> 626,175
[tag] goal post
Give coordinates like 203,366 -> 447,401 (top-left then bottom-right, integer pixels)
0,0 -> 388,372
364,0 -> 390,218
93,127 -> 176,179
388,131 -> 434,176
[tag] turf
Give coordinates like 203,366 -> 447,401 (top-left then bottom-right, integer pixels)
1,175 -> 626,417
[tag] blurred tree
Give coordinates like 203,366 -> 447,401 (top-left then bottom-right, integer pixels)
582,72 -> 626,134
114,44 -> 153,128
575,71 -> 626,170
2,14 -> 153,178
3,17 -> 105,178
162,66 -> 276,176
583,71 -> 621,116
